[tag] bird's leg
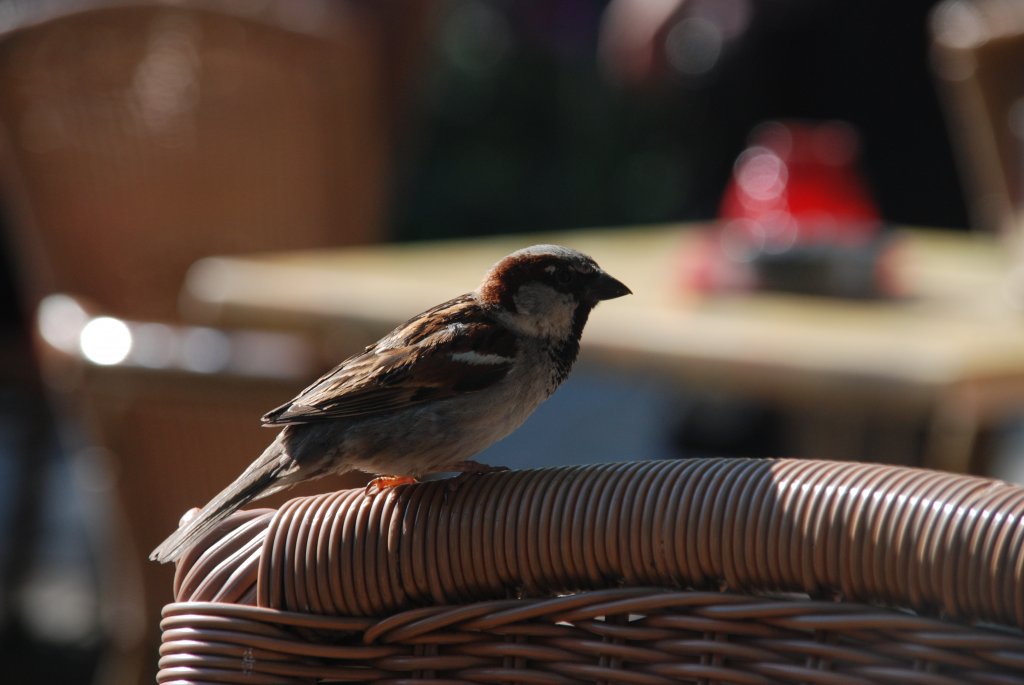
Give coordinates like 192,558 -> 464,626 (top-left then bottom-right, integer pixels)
364,475 -> 418,496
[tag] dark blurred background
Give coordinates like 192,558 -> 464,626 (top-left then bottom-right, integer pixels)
0,0 -> 1019,683
390,0 -> 967,241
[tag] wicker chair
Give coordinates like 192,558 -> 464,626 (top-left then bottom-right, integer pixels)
159,458 -> 1024,683
0,3 -> 418,679
32,296 -> 369,684
0,0 -> 398,322
931,0 -> 1024,238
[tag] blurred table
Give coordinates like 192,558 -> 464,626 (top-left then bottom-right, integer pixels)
181,224 -> 1024,476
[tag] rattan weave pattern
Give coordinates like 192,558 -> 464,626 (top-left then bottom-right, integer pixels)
159,458 -> 1024,683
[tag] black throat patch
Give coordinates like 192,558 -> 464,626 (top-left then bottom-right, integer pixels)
545,303 -> 591,391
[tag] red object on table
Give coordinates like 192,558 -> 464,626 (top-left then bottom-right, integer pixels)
688,120 -> 899,297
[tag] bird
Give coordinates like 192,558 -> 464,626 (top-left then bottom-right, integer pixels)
150,244 -> 631,563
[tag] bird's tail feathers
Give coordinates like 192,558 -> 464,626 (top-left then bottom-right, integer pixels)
149,439 -> 292,564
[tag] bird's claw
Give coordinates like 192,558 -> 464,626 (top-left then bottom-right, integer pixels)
364,475 -> 418,496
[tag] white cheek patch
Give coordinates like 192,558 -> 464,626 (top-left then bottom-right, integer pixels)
451,351 -> 513,365
504,283 -> 577,340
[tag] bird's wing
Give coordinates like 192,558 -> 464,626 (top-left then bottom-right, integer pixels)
261,295 -> 517,425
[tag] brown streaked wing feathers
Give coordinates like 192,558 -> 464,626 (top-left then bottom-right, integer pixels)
261,295 -> 516,425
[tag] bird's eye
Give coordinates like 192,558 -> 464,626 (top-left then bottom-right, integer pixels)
553,267 -> 574,286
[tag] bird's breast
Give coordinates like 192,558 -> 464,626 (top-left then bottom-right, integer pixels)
329,339 -> 571,477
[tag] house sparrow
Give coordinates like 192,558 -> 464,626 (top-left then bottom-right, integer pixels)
150,244 -> 630,563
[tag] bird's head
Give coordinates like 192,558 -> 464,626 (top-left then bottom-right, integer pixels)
477,244 -> 631,341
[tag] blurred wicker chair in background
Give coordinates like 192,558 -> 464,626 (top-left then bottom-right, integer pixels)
0,0 -> 405,321
161,458 -> 1024,684
0,1 -> 430,681
35,298 -> 368,683
931,0 -> 1024,242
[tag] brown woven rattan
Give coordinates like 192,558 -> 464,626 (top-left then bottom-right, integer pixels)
159,458 -> 1024,683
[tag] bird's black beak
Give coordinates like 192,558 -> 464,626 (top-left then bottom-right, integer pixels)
590,270 -> 632,301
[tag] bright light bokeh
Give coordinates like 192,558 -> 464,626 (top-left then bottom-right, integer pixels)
130,322 -> 176,368
79,317 -> 133,366
38,294 -> 89,354
180,326 -> 231,373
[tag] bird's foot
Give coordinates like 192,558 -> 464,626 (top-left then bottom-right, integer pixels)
449,460 -> 509,474
364,475 -> 418,496
446,461 -> 509,492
